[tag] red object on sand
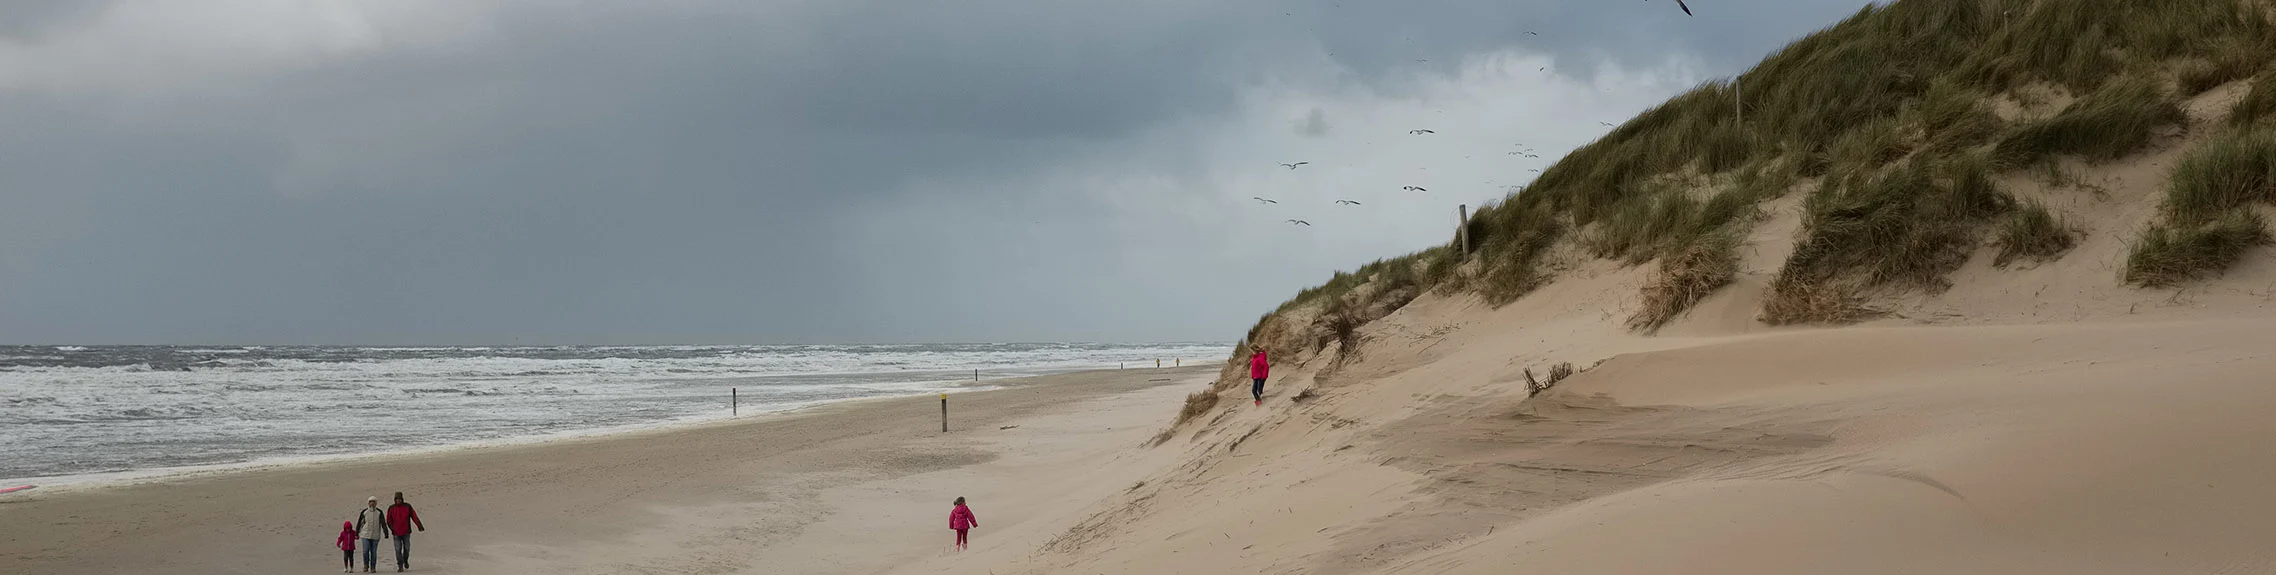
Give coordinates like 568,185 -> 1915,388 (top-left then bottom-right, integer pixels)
0,485 -> 35,494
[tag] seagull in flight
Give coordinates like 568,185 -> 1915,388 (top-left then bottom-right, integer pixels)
1408,129 -> 1435,135
1675,0 -> 1693,16
1524,154 -> 1541,158
1335,199 -> 1362,205
1286,219 -> 1312,226
1528,169 -> 1542,173
1525,31 -> 1539,35
1279,162 -> 1309,170
1599,121 -> 1616,127
1402,186 -> 1428,192
1253,197 -> 1278,204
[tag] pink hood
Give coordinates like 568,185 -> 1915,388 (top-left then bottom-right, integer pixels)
949,504 -> 977,530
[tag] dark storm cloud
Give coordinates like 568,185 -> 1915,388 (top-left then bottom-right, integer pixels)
1296,108 -> 1333,138
0,0 -> 1876,344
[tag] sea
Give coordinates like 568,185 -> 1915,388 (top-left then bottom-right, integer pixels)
0,343 -> 1227,483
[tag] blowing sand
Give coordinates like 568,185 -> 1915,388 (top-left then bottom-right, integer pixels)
0,367 -> 1213,574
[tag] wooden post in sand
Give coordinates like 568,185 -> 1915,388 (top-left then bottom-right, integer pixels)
940,393 -> 949,433
732,388 -> 737,416
974,369 -> 980,381
1458,204 -> 1471,255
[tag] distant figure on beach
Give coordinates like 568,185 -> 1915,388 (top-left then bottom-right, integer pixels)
336,521 -> 358,572
386,492 -> 426,571
949,496 -> 979,551
354,497 -> 388,572
1249,345 -> 1270,406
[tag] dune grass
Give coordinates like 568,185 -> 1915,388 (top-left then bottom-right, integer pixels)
1173,388 -> 1220,427
2232,69 -> 2276,128
1991,75 -> 2185,167
2126,210 -> 2272,286
1629,228 -> 1742,332
1228,0 -> 2276,365
2177,37 -> 2274,96
2157,130 -> 2276,224
1764,154 -> 2011,323
2124,129 -> 2276,285
1994,199 -> 2077,267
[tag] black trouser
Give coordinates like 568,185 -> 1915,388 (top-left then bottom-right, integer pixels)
1252,378 -> 1265,401
342,549 -> 353,569
393,534 -> 411,568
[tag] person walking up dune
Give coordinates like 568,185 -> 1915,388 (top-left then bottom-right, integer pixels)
949,496 -> 979,551
1249,346 -> 1270,406
354,497 -> 387,573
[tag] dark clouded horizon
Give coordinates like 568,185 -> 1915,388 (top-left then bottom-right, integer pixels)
0,0 -> 1876,345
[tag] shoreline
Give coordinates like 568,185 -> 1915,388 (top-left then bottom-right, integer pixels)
1,368 -> 1137,489
4,383 -> 1008,492
0,365 -> 1214,574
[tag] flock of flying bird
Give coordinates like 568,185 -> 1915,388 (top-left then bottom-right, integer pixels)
1247,0 -> 1693,229
1253,0 -> 1695,228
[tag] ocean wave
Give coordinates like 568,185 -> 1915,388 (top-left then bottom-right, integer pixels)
0,342 -> 1230,481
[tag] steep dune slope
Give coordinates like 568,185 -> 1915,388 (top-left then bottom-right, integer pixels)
899,1 -> 2276,572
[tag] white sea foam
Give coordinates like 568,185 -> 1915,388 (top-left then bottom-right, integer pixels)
0,342 -> 1229,483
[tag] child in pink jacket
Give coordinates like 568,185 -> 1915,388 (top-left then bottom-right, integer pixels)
335,520 -> 357,572
949,497 -> 978,551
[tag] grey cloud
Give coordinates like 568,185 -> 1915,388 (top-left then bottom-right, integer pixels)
1296,108 -> 1332,138
0,0 -> 1877,344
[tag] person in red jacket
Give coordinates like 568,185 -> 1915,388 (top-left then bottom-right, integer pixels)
1249,345 -> 1270,406
948,496 -> 978,551
335,520 -> 357,573
385,492 -> 425,572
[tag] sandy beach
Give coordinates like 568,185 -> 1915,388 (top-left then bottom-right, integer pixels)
0,366 -> 1213,574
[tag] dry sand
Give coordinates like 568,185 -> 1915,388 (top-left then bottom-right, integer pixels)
0,367 -> 1214,574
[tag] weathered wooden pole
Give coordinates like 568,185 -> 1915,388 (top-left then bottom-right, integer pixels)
940,392 -> 949,433
1458,204 -> 1471,255
731,388 -> 737,416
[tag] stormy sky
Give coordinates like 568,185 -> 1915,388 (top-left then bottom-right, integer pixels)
0,0 -> 1876,345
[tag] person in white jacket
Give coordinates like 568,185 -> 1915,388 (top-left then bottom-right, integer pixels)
353,497 -> 388,573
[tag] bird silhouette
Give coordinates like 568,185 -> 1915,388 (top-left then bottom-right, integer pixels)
1599,121 -> 1616,127
1408,129 -> 1435,135
1415,59 -> 1428,63
1286,219 -> 1312,226
1525,31 -> 1539,35
1279,162 -> 1309,169
1676,0 -> 1693,16
1335,200 -> 1362,205
1253,197 -> 1278,204
1402,186 -> 1428,192
1528,169 -> 1542,173
1525,154 -> 1541,158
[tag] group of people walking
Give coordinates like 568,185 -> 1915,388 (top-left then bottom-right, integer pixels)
336,492 -> 425,572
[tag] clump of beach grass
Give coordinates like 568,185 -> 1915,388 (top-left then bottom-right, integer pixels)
2125,130 -> 2276,285
1991,75 -> 2184,168
1994,200 -> 2077,266
1629,228 -> 1741,332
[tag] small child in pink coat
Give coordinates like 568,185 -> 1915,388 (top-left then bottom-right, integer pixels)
335,520 -> 357,572
949,496 -> 979,551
